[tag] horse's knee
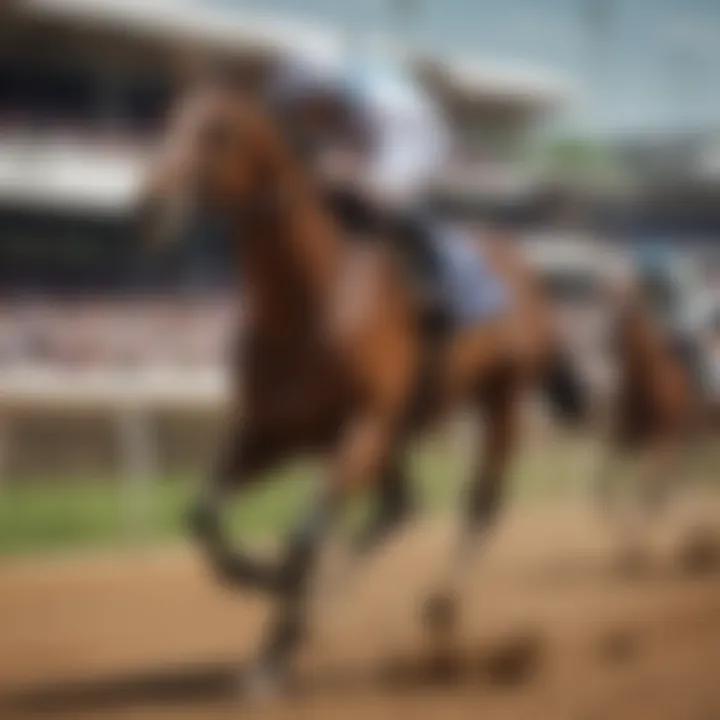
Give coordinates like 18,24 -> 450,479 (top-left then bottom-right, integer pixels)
355,463 -> 412,552
467,473 -> 503,529
188,498 -> 221,545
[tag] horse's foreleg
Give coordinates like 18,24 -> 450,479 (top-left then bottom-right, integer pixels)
305,451 -> 411,603
354,451 -> 412,554
249,411 -> 398,691
280,411 -> 398,574
190,424 -> 286,593
244,482 -> 338,693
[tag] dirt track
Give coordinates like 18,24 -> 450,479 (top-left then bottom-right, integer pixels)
1,500 -> 720,720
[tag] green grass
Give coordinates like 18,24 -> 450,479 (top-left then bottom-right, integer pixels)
0,435 -> 645,558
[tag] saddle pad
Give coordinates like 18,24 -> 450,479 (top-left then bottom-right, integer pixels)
432,224 -> 508,327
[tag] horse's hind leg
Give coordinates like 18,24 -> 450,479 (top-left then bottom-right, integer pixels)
593,442 -> 627,520
426,367 -> 518,633
463,368 -> 517,554
637,435 -> 685,516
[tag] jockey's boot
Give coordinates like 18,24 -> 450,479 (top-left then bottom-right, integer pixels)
391,207 -> 451,338
325,186 -> 378,236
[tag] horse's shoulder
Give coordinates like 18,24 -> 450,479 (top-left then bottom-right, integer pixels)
323,239 -> 416,404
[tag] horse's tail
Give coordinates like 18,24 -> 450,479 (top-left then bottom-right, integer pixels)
541,347 -> 591,425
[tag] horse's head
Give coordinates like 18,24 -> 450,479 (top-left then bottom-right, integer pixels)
136,76 -> 290,246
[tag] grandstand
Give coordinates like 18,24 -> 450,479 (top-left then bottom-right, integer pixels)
613,131 -> 720,247
0,0 -> 572,370
0,0 -> 570,307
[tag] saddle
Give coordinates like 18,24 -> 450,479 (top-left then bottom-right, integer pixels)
325,187 -> 449,331
325,187 -> 506,338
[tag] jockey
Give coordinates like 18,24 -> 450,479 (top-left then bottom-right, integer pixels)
268,46 -> 452,332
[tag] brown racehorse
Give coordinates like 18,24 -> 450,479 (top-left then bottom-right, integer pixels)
138,78 -> 586,690
595,265 -> 709,525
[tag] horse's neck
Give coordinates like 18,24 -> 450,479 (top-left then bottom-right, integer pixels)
241,183 -> 340,343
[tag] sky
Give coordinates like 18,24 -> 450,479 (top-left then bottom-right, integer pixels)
216,0 -> 720,134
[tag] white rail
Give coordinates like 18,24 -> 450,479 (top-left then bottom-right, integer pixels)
0,368 -> 229,534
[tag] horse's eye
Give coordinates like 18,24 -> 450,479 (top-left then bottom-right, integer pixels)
201,122 -> 234,153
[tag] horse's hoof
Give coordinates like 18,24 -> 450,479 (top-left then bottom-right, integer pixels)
240,661 -> 287,703
678,529 -> 720,575
423,590 -> 458,639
